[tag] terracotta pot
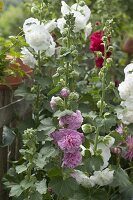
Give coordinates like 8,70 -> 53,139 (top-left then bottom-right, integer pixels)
0,58 -> 33,90
122,37 -> 133,54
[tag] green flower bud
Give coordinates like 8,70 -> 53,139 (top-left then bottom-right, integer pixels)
108,46 -> 113,52
69,92 -> 79,101
106,57 -> 113,64
96,51 -> 103,57
98,71 -> 104,79
82,124 -> 94,134
97,100 -> 106,109
109,81 -> 115,88
102,36 -> 107,42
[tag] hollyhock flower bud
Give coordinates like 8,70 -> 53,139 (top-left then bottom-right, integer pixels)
82,124 -> 93,134
111,147 -> 121,155
50,96 -> 63,111
60,88 -> 70,98
69,92 -> 79,101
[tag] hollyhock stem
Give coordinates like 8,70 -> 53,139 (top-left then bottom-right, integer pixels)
94,127 -> 99,152
34,51 -> 41,127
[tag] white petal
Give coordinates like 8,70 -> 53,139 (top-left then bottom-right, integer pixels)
84,23 -> 92,39
61,1 -> 70,16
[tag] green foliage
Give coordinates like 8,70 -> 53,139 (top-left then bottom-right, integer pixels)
0,5 -> 28,37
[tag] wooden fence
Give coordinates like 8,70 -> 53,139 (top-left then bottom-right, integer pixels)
0,88 -> 31,200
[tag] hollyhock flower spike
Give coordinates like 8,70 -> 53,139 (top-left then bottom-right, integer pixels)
57,1 -> 91,36
90,31 -> 112,68
59,110 -> 83,130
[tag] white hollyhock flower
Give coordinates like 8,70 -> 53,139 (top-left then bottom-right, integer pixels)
90,168 -> 114,186
84,22 -> 92,39
23,18 -> 40,33
124,63 -> 133,77
73,11 -> 87,32
71,3 -> 91,23
72,170 -> 95,188
21,47 -> 37,68
25,24 -> 52,52
45,19 -> 57,33
59,1 -> 91,33
118,74 -> 133,100
117,107 -> 133,125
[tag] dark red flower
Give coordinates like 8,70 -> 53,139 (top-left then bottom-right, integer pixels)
90,31 -> 112,68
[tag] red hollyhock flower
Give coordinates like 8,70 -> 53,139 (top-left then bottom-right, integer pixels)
90,31 -> 112,68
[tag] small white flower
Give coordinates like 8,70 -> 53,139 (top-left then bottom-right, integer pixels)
23,17 -> 40,33
84,22 -> 92,40
90,168 -> 114,186
21,47 -> 37,68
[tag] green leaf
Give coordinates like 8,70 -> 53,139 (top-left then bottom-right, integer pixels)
112,167 -> 133,198
48,85 -> 61,96
9,185 -> 23,197
20,179 -> 34,190
0,126 -> 15,147
29,191 -> 42,200
49,177 -> 79,198
53,110 -> 73,118
16,164 -> 27,174
110,131 -> 124,145
84,155 -> 104,173
36,179 -> 47,195
35,145 -> 58,169
37,118 -> 56,141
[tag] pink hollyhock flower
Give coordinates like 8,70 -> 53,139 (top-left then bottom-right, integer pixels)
90,31 -> 112,68
62,151 -> 82,168
59,110 -> 83,130
124,136 -> 133,161
51,128 -> 84,153
60,88 -> 70,98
